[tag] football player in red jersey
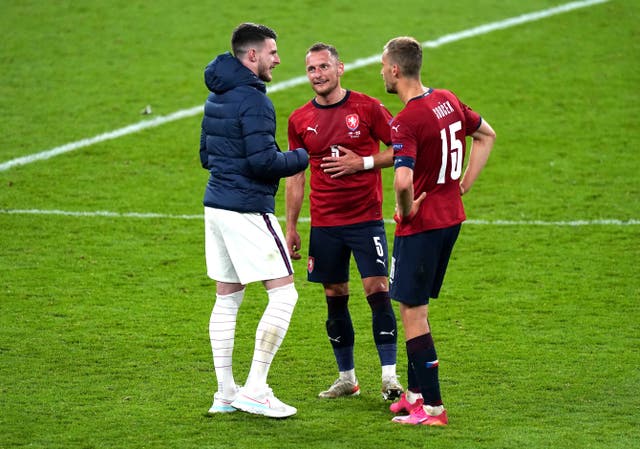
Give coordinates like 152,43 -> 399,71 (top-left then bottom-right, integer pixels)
381,36 -> 496,426
286,43 -> 403,400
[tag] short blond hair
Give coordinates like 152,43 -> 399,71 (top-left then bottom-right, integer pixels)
384,36 -> 422,78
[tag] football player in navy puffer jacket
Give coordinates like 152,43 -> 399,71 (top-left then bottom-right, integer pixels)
200,23 -> 307,419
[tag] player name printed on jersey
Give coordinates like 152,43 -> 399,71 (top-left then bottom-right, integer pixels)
432,100 -> 455,119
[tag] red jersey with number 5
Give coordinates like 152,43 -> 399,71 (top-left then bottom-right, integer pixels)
392,88 -> 482,236
288,90 -> 393,227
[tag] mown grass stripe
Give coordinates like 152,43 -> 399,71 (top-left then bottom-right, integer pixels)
0,0 -> 609,172
2,208 -> 635,226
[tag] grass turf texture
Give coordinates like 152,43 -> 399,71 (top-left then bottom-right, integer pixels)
1,0 -> 638,448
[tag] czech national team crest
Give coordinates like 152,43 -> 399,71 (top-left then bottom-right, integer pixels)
345,114 -> 359,131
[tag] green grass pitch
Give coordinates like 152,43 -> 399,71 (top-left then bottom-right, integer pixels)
1,1 -> 638,448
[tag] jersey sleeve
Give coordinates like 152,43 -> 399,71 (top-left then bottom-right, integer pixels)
391,116 -> 416,170
369,100 -> 393,147
461,101 -> 482,135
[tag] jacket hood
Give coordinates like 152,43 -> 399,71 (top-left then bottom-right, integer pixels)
204,52 -> 266,94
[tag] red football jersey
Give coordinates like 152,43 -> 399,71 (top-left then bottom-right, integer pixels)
392,88 -> 482,236
288,90 -> 393,227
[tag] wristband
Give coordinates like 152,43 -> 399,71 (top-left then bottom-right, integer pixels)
363,156 -> 374,170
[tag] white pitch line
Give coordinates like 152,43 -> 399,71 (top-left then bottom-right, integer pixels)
0,0 -> 609,172
1,208 -> 636,226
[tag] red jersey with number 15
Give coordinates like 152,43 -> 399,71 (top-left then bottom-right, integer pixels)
392,88 -> 482,236
288,90 -> 393,227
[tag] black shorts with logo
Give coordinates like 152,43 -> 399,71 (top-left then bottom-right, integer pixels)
307,220 -> 388,284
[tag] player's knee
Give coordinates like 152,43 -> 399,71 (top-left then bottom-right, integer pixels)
267,283 -> 298,307
215,288 -> 245,309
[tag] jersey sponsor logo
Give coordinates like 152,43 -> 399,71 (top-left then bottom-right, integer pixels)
306,124 -> 319,135
345,114 -> 359,131
391,124 -> 400,133
307,256 -> 315,273
393,143 -> 404,151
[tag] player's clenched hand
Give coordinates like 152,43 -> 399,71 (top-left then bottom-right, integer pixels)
320,146 -> 361,178
286,231 -> 302,260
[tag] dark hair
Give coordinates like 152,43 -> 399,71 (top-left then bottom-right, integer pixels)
384,36 -> 422,78
307,42 -> 339,60
231,23 -> 277,57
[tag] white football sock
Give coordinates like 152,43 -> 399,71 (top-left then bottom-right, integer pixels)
209,288 -> 244,397
424,404 -> 445,416
406,390 -> 423,403
381,364 -> 397,379
339,368 -> 357,383
245,283 -> 298,391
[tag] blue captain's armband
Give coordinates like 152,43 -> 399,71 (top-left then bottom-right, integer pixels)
394,156 -> 415,170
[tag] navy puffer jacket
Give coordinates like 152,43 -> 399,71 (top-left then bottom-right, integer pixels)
200,52 -> 308,213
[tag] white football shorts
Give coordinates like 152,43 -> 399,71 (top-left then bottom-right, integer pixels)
204,207 -> 294,285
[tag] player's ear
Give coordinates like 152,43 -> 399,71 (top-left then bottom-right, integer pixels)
247,48 -> 257,63
337,61 -> 345,77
